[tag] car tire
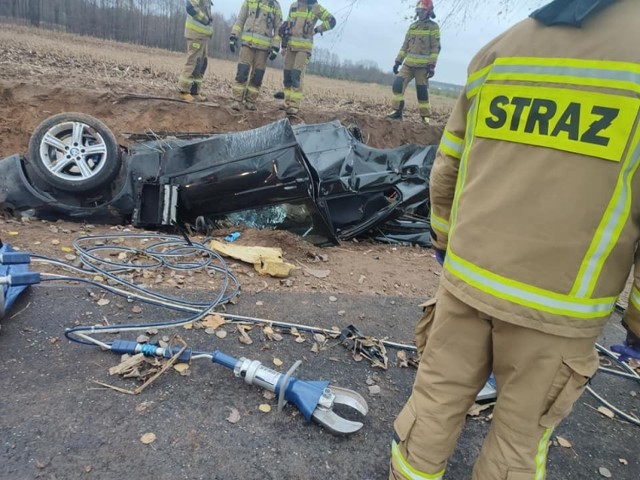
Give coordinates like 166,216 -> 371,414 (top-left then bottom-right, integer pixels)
27,112 -> 121,193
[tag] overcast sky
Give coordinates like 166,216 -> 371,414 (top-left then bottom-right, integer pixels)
215,1 -> 542,85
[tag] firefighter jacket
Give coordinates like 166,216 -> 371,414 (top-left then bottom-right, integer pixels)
184,0 -> 213,40
231,0 -> 283,51
395,18 -> 440,68
284,1 -> 336,53
429,0 -> 640,340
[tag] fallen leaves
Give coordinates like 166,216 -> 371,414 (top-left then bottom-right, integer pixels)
226,408 -> 241,424
96,298 -> 110,306
173,363 -> 189,373
368,385 -> 381,396
238,324 -> 253,345
556,436 -> 572,448
140,432 -> 156,444
290,327 -> 306,344
216,329 -> 228,339
396,351 -> 409,368
273,357 -> 283,367
258,404 -> 272,413
597,406 -> 615,419
296,259 -> 330,279
263,325 -> 283,342
598,466 -> 612,478
467,402 -> 495,417
201,314 -> 226,330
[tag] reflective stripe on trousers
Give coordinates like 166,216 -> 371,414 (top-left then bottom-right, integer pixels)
390,440 -> 445,480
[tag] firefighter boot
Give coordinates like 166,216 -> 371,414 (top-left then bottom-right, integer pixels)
179,92 -> 195,102
387,101 -> 404,120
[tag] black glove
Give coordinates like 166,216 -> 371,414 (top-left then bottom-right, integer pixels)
279,21 -> 292,38
393,62 -> 401,75
229,35 -> 238,53
268,46 -> 279,61
427,63 -> 436,78
623,321 -> 640,352
313,26 -> 322,35
434,248 -> 446,266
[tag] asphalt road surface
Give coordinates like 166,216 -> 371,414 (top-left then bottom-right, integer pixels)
1,286 -> 639,479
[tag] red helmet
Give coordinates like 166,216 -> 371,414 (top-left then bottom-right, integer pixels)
416,0 -> 434,12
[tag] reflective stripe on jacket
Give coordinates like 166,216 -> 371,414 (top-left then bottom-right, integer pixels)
231,0 -> 283,50
285,1 -> 335,53
396,19 -> 440,68
429,0 -> 640,339
184,0 -> 213,40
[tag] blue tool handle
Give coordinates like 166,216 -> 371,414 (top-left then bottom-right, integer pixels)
7,272 -> 41,286
284,379 -> 330,421
0,252 -> 31,264
211,350 -> 240,370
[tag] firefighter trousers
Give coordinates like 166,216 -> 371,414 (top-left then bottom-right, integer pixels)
178,39 -> 209,94
391,65 -> 431,117
390,287 -> 600,480
232,46 -> 269,105
283,49 -> 310,113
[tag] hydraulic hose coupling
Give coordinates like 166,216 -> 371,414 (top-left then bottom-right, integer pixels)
211,351 -> 368,435
0,252 -> 31,265
0,272 -> 41,286
110,340 -> 193,362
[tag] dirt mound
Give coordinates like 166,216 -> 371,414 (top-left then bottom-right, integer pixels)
0,80 -> 443,158
0,24 -> 446,157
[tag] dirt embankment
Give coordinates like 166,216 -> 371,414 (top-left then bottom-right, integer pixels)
0,24 -> 447,158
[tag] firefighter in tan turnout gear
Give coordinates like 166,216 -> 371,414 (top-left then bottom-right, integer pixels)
178,0 -> 214,102
229,0 -> 283,111
388,0 -> 440,125
279,0 -> 335,116
390,0 -> 640,479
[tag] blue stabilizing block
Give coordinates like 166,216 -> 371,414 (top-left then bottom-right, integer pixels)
0,243 -> 33,314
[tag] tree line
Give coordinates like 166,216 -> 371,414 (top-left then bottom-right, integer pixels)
1,0 -> 399,86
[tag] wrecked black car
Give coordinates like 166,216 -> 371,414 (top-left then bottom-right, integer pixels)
0,113 -> 435,246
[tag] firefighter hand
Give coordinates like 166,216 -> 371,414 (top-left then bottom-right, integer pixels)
393,62 -> 401,75
427,63 -> 436,78
434,248 -> 446,266
313,26 -> 323,36
268,47 -> 279,61
279,21 -> 291,38
229,35 -> 238,53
